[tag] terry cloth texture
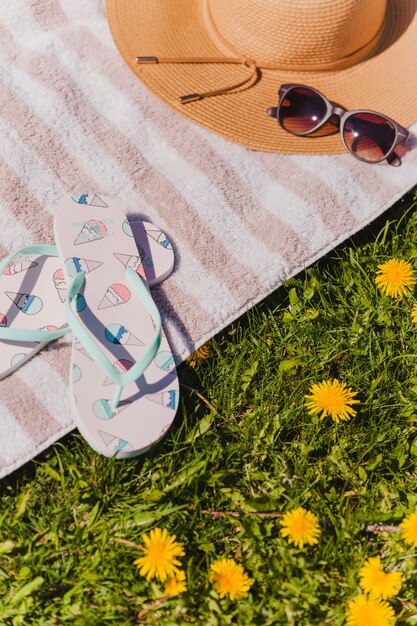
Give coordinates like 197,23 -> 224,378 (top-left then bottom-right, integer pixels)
0,0 -> 417,479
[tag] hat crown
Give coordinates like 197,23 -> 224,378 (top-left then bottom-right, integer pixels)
206,0 -> 387,69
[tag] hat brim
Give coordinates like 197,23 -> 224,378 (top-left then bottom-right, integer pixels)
106,0 -> 417,153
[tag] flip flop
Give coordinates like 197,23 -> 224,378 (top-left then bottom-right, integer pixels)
0,210 -> 174,381
54,195 -> 179,458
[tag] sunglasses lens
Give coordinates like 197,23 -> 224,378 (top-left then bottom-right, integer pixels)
342,113 -> 396,162
279,87 -> 327,134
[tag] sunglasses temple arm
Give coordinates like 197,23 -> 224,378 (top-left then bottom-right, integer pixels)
267,107 -> 278,118
387,152 -> 402,167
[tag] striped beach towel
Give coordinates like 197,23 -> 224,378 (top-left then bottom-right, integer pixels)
0,0 -> 416,478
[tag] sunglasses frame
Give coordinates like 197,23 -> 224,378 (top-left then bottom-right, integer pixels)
269,84 -> 409,165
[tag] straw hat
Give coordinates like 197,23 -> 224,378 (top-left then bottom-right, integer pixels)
106,0 -> 417,153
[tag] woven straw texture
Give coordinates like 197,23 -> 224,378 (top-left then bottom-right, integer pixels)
206,0 -> 386,68
107,0 -> 417,152
0,0 -> 416,478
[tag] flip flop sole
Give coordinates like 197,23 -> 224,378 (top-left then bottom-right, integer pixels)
0,213 -> 173,380
55,196 -> 179,457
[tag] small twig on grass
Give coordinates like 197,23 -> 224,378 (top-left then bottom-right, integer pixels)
137,595 -> 172,620
111,537 -> 142,551
234,541 -> 242,560
366,524 -> 402,533
180,384 -> 218,415
201,510 -> 283,519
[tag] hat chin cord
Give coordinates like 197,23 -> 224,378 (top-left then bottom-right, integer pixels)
135,3 -> 385,104
135,54 -> 258,103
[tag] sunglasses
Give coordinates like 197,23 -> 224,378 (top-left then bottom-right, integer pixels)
267,84 -> 409,166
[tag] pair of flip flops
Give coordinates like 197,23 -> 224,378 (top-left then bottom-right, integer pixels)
0,195 -> 179,458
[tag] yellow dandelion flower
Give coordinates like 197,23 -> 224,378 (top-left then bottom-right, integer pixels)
280,507 -> 321,548
412,303 -> 417,323
375,258 -> 415,297
164,569 -> 187,596
305,379 -> 359,424
346,595 -> 395,626
359,556 -> 402,599
400,510 -> 417,547
133,527 -> 185,582
210,558 -> 253,601
186,343 -> 211,368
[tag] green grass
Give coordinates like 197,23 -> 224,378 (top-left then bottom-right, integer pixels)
1,188 -> 417,625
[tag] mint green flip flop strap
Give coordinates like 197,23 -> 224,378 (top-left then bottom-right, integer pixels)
66,267 -> 162,411
0,245 -> 71,342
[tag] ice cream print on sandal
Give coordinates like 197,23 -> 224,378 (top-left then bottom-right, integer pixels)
54,196 -> 179,458
0,246 -> 70,379
0,199 -> 175,381
73,219 -> 108,245
72,193 -> 108,208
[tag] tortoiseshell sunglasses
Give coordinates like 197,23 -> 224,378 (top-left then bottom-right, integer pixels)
267,84 -> 409,166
